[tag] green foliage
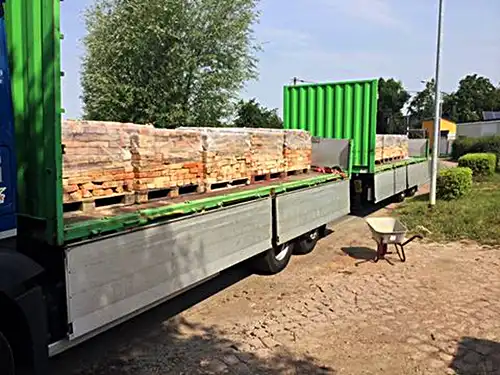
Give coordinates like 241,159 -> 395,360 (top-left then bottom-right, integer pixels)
458,153 -> 497,177
436,167 -> 473,200
233,99 -> 282,129
396,173 -> 500,245
444,74 -> 500,123
451,136 -> 500,161
408,75 -> 500,124
408,79 -> 438,123
377,78 -> 410,134
81,0 -> 261,128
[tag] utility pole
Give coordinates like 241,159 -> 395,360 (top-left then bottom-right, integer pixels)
429,0 -> 444,207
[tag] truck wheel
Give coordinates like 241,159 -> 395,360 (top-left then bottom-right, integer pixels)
294,228 -> 321,255
252,242 -> 294,275
0,331 -> 15,375
394,191 -> 406,203
406,186 -> 418,197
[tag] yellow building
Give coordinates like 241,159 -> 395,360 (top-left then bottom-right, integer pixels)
422,118 -> 457,155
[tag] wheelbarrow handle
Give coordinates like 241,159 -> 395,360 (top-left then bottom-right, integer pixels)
401,234 -> 423,247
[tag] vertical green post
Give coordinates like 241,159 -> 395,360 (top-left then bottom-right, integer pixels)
316,86 -> 325,137
369,80 -> 379,173
325,86 -> 334,138
5,0 -> 64,246
307,87 -> 316,134
362,82 -> 371,167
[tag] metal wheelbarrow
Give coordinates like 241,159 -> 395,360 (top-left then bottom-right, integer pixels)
365,217 -> 422,263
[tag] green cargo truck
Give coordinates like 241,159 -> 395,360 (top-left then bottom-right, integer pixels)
0,2 -> 353,374
283,79 -> 431,205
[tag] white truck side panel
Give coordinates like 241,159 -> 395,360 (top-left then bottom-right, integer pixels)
407,160 -> 431,188
374,161 -> 430,203
276,180 -> 350,244
374,167 -> 406,203
65,198 -> 272,339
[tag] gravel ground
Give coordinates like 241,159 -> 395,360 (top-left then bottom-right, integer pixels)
50,188 -> 500,375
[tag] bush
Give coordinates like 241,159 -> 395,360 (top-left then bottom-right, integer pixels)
437,167 -> 473,200
458,153 -> 497,177
451,135 -> 500,162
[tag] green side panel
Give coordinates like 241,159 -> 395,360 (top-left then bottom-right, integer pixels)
64,174 -> 345,243
5,0 -> 64,246
284,79 -> 379,173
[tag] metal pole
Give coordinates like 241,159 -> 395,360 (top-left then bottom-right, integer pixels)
429,0 -> 444,207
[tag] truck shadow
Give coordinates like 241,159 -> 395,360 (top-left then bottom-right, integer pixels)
449,337 -> 500,375
49,264 -> 335,375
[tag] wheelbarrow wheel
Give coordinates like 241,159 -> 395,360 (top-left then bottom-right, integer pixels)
374,243 -> 387,263
394,244 -> 406,262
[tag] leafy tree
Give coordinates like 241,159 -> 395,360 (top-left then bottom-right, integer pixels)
408,79 -> 437,122
81,0 -> 260,128
233,99 -> 283,128
377,78 -> 410,134
446,74 -> 500,122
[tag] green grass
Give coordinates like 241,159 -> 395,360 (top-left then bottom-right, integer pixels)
395,173 -> 500,245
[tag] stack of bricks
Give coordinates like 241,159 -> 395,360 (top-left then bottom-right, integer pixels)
199,128 -> 252,188
283,130 -> 312,172
247,129 -> 286,177
129,127 -> 204,202
375,134 -> 409,163
61,121 -> 314,210
62,120 -> 135,204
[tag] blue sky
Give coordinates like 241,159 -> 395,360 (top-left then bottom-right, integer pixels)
61,0 -> 500,119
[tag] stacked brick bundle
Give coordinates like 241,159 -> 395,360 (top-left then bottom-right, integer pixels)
247,129 -> 286,176
130,127 -> 204,201
61,121 -> 314,210
375,134 -> 409,163
200,128 -> 252,186
62,120 -> 135,204
284,130 -> 312,172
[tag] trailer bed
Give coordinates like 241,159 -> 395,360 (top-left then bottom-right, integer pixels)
63,171 -> 344,243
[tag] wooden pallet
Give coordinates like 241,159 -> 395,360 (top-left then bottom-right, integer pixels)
135,184 -> 204,203
375,155 -> 405,165
63,192 -> 136,213
285,167 -> 310,177
250,171 -> 286,184
204,178 -> 250,193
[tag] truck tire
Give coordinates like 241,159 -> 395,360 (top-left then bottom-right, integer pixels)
0,331 -> 15,375
294,228 -> 322,255
252,242 -> 294,275
406,186 -> 418,197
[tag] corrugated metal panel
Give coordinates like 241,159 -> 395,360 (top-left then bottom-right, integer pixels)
283,79 -> 378,173
4,0 -> 64,245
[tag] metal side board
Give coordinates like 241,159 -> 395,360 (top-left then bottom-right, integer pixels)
374,160 -> 430,203
63,179 -> 349,345
65,198 -> 272,340
407,160 -> 431,188
276,180 -> 350,244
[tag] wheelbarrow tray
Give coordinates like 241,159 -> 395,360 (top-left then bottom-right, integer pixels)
365,217 -> 407,245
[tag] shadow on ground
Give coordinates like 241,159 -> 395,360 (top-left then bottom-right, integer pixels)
341,246 -> 376,261
450,337 -> 500,375
50,265 -> 335,375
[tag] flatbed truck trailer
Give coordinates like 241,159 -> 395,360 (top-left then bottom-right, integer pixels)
0,2 -> 430,374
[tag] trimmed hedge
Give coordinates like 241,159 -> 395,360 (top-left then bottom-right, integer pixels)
458,153 -> 497,177
437,167 -> 472,200
451,135 -> 500,162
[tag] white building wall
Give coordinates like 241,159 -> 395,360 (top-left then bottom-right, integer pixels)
457,120 -> 500,138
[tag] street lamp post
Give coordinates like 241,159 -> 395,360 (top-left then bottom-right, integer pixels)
429,0 -> 444,207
